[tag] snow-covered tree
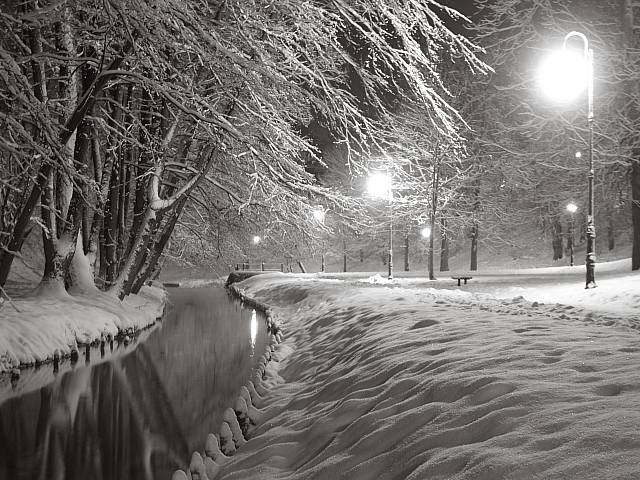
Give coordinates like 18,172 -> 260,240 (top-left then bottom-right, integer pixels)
0,0 -> 488,294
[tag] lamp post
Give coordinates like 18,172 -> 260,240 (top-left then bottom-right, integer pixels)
367,172 -> 393,280
566,202 -> 578,266
540,31 -> 596,288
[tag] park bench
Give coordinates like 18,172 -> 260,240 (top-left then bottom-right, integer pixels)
451,275 -> 472,286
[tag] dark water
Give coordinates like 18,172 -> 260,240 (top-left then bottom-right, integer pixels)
0,287 -> 269,480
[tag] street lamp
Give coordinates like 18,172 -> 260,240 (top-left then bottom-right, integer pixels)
566,202 -> 578,266
540,31 -> 596,288
367,171 -> 393,280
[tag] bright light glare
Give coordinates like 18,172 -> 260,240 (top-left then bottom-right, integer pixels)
250,309 -> 257,349
312,208 -> 325,223
421,226 -> 431,238
253,235 -> 261,244
367,172 -> 391,199
538,50 -> 588,103
566,202 -> 578,213
575,151 -> 582,159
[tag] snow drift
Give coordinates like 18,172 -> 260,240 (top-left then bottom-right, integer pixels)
191,273 -> 640,480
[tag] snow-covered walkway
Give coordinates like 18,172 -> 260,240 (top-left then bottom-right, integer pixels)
210,272 -> 640,479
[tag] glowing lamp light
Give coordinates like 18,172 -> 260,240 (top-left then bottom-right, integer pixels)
538,49 -> 588,103
312,208 -> 325,223
252,235 -> 261,244
367,172 -> 392,199
421,226 -> 431,239
566,202 -> 578,214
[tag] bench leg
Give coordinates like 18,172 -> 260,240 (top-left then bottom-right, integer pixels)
457,279 -> 461,286
463,278 -> 468,285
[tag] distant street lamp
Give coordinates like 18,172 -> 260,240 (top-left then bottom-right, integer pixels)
540,31 -> 596,288
367,171 -> 393,280
566,202 -> 578,266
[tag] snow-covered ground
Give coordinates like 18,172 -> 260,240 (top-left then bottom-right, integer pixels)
0,285 -> 166,373
3,258 -> 640,478
196,261 -> 640,479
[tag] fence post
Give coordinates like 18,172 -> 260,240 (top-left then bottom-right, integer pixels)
261,262 -> 265,271
280,263 -> 284,272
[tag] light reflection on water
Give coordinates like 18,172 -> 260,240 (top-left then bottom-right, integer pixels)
250,309 -> 258,352
0,287 -> 269,480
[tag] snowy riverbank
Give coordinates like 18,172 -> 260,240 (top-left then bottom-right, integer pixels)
0,285 -> 167,373
202,266 -> 640,479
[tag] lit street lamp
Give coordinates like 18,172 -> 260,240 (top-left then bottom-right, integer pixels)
566,202 -> 578,266
540,31 -> 596,288
367,171 -> 393,280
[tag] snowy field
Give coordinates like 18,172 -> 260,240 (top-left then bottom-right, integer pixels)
199,262 -> 640,480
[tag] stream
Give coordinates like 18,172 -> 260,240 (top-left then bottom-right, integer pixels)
0,286 -> 269,480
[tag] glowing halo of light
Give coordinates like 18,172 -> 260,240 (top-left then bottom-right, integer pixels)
538,50 -> 588,103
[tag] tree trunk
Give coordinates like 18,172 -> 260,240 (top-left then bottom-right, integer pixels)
100,86 -> 126,285
622,0 -> 640,270
633,160 -> 640,269
0,166 -> 48,286
607,209 -> 615,251
130,197 -> 188,294
551,218 -> 563,261
470,223 -> 478,271
0,3 -> 48,286
403,234 -> 409,271
343,239 -> 347,272
439,217 -> 449,271
429,161 -> 438,280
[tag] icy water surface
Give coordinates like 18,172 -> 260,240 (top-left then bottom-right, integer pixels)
0,287 -> 269,480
